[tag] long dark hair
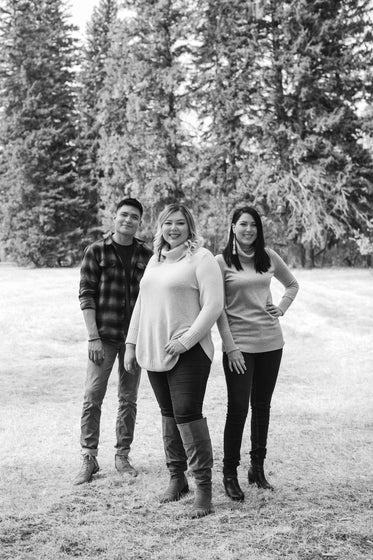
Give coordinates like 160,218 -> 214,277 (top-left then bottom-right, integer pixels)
222,206 -> 270,273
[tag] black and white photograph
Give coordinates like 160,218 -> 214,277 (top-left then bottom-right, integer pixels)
0,1 -> 372,559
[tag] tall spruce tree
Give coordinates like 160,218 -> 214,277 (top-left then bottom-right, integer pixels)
75,0 -> 118,238
97,0 -> 197,230
190,0 -> 265,251
193,0 -> 373,263
245,0 -> 373,266
0,0 -> 83,265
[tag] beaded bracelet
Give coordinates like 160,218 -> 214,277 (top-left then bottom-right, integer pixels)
88,337 -> 101,342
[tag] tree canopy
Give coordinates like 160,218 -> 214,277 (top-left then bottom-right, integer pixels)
0,0 -> 84,265
0,0 -> 372,266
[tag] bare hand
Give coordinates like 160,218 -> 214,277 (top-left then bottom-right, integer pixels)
227,349 -> 246,374
88,339 -> 104,365
164,339 -> 187,356
266,304 -> 283,318
124,345 -> 139,375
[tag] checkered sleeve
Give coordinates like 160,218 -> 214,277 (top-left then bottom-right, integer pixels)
79,244 -> 101,310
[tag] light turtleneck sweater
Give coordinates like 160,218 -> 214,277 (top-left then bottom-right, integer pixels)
126,245 -> 224,371
216,245 -> 299,353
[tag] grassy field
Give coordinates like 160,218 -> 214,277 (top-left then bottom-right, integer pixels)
0,265 -> 372,560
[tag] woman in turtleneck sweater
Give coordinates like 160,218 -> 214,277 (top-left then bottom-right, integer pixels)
124,204 -> 223,518
216,206 -> 299,501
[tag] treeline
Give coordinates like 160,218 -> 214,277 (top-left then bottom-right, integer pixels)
0,0 -> 373,267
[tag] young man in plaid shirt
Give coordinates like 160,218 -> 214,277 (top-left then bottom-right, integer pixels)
74,198 -> 152,485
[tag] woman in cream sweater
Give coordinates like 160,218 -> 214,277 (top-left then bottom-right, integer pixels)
216,206 -> 299,501
124,203 -> 223,518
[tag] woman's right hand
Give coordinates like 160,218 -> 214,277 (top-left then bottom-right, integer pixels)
124,344 -> 138,375
227,349 -> 246,374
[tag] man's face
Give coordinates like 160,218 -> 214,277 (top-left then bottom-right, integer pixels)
114,204 -> 142,237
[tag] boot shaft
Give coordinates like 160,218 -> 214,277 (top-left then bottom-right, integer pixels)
177,417 -> 213,474
162,415 -> 187,474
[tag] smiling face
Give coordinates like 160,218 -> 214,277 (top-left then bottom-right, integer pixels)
161,210 -> 190,249
113,204 -> 141,242
232,212 -> 258,249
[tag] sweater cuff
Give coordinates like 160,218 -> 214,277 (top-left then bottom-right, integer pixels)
223,341 -> 239,354
278,295 -> 293,315
178,330 -> 201,351
125,328 -> 138,346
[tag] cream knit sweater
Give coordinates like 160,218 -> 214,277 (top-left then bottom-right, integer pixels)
126,246 -> 224,371
216,247 -> 299,354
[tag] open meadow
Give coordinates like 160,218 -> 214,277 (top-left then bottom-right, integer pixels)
0,265 -> 372,560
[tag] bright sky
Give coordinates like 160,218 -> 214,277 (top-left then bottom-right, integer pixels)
68,0 -> 100,35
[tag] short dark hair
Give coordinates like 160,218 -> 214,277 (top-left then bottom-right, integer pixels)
116,198 -> 143,217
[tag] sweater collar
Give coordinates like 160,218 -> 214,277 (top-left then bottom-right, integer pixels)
161,243 -> 188,262
236,241 -> 255,262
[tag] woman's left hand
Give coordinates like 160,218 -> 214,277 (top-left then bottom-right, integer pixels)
266,303 -> 283,318
165,339 -> 187,356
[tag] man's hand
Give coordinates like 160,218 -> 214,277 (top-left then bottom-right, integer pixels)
164,339 -> 187,356
88,338 -> 104,365
124,344 -> 139,375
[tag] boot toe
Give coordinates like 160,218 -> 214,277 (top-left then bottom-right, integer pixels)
160,476 -> 189,503
189,506 -> 214,519
115,455 -> 138,477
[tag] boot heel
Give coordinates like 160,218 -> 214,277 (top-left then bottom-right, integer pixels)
248,467 -> 256,485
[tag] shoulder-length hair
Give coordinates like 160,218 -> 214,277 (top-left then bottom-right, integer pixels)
153,203 -> 201,261
222,206 -> 270,273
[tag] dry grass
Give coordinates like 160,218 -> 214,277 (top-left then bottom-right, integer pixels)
0,265 -> 372,560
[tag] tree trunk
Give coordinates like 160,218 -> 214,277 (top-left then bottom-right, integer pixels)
303,241 -> 315,269
300,241 -> 315,268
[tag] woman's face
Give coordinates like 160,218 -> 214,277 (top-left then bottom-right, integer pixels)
161,210 -> 190,249
232,212 -> 257,249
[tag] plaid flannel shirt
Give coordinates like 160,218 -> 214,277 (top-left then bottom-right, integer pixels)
79,234 -> 153,342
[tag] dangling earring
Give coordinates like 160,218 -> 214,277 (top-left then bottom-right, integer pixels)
232,234 -> 237,255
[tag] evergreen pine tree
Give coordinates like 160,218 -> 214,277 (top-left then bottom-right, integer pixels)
0,0 -> 83,265
190,0 -> 264,250
75,0 -> 118,239
97,0 -> 197,230
245,0 -> 373,266
193,0 -> 373,263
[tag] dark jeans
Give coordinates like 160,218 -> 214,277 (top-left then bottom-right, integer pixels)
222,348 -> 282,476
148,344 -> 211,424
80,341 -> 141,456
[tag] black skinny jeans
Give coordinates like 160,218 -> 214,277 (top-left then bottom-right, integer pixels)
148,344 -> 211,425
223,348 -> 282,476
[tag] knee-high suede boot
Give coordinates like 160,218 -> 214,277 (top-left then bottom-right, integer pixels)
178,417 -> 213,518
160,416 -> 189,503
